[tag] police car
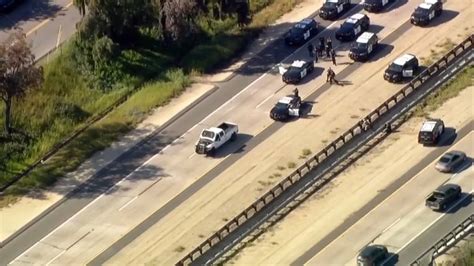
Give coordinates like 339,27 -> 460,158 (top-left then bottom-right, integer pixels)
384,54 -> 419,82
270,95 -> 302,121
284,18 -> 318,46
279,60 -> 315,84
349,32 -> 378,61
363,0 -> 392,12
319,0 -> 351,20
335,13 -> 370,41
411,0 -> 443,26
418,119 -> 444,145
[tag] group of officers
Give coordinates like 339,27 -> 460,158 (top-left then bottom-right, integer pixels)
306,37 -> 342,85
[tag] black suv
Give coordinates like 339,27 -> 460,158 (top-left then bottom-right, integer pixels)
319,0 -> 351,20
418,119 -> 444,145
284,18 -> 318,46
357,245 -> 389,266
363,0 -> 392,12
411,0 -> 443,26
384,53 -> 419,83
335,13 -> 370,41
349,32 -> 378,61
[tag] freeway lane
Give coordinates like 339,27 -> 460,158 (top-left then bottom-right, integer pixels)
396,198 -> 473,265
0,1 -> 365,263
2,0 -> 467,264
103,2 -> 472,265
302,129 -> 474,265
0,0 -> 79,60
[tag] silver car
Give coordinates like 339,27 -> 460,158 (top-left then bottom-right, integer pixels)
435,151 -> 467,173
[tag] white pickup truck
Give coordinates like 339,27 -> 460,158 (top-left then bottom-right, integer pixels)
195,122 -> 238,156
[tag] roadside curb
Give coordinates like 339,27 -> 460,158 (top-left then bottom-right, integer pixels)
0,83 -> 218,248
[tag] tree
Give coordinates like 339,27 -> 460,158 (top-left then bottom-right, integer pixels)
161,0 -> 197,42
0,31 -> 43,136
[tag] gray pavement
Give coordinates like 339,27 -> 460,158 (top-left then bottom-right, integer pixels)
0,3 -> 367,264
0,0 -> 79,60
396,197 -> 473,265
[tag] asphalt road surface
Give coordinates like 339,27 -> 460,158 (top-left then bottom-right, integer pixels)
1,1 -> 368,264
0,0 -> 469,264
302,130 -> 473,265
0,0 -> 79,60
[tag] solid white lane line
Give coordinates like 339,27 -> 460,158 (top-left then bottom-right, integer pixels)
10,17 -> 347,265
9,193 -> 106,264
256,94 -> 275,109
385,190 -> 474,262
188,153 -> 196,159
382,218 -> 401,233
118,196 -> 139,212
45,249 -> 66,266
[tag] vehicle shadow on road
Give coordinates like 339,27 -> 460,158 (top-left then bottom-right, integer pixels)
453,157 -> 473,175
384,0 -> 408,13
445,193 -> 472,214
424,10 -> 460,28
211,133 -> 253,159
437,127 -> 457,147
299,102 -> 319,119
368,43 -> 395,62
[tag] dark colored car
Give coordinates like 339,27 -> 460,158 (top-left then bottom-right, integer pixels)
349,32 -> 378,61
270,95 -> 302,121
0,0 -> 19,11
418,119 -> 444,145
335,13 -> 370,41
426,184 -> 462,211
384,53 -> 419,82
319,0 -> 351,20
435,151 -> 467,173
357,245 -> 389,266
363,0 -> 392,12
411,0 -> 443,26
281,60 -> 314,84
284,18 -> 318,46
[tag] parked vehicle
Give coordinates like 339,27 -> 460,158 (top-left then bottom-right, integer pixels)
357,245 -> 389,266
363,0 -> 392,12
335,13 -> 370,42
411,0 -> 443,26
284,18 -> 319,46
349,32 -> 379,61
279,60 -> 315,84
435,151 -> 467,173
195,122 -> 238,156
270,95 -> 302,121
426,184 -> 461,211
319,0 -> 351,20
384,53 -> 419,82
418,119 -> 444,145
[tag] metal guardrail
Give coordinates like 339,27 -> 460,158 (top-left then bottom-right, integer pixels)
177,34 -> 474,266
411,214 -> 474,266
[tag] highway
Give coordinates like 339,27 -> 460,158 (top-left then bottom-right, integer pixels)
103,1 -> 471,265
0,0 -> 470,265
305,131 -> 473,265
0,0 -> 79,60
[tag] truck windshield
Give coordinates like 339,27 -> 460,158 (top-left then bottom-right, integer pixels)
433,191 -> 445,198
201,130 -> 215,139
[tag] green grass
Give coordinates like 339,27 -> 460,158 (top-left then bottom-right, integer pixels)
413,65 -> 473,117
0,0 -> 304,205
